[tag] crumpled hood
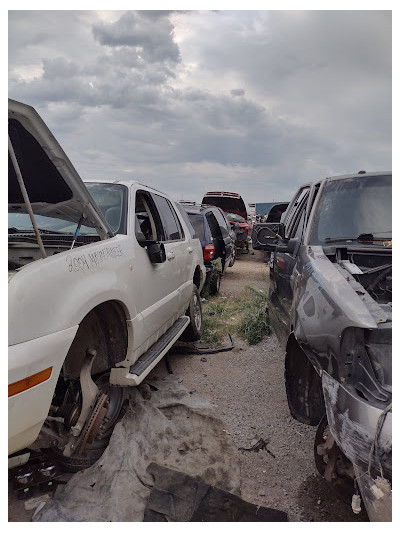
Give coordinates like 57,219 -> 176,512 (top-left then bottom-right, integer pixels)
294,247 -> 390,361
8,99 -> 112,238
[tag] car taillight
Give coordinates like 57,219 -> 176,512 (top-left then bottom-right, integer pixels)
204,244 -> 215,261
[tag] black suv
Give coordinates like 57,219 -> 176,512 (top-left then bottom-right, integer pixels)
180,202 -> 235,294
253,171 -> 392,521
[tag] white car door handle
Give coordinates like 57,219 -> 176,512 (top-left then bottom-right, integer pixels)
188,247 -> 193,254
167,251 -> 175,260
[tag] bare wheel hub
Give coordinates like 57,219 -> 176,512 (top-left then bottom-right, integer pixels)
75,393 -> 108,456
314,415 -> 356,501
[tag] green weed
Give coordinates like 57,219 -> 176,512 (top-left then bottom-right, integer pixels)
201,285 -> 270,346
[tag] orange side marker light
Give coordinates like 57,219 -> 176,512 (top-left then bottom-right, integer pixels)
8,367 -> 53,397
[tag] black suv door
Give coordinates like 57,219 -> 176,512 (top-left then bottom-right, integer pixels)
269,186 -> 310,345
212,208 -> 234,268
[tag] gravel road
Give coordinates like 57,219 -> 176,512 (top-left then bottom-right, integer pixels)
158,249 -> 369,522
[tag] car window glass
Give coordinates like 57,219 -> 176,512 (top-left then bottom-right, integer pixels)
206,212 -> 222,239
288,192 -> 309,240
8,184 -> 128,237
213,209 -> 229,238
152,194 -> 183,241
285,187 -> 310,238
135,191 -> 164,243
187,214 -> 206,241
292,209 -> 306,240
85,183 -> 127,234
310,175 -> 392,245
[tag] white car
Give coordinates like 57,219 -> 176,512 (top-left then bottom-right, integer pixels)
8,99 -> 205,470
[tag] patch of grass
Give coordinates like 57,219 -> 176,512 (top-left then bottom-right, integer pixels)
201,285 -> 271,346
236,287 -> 271,345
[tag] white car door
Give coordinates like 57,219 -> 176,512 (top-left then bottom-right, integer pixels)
130,189 -> 187,348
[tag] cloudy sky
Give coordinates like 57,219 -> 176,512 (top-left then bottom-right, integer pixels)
8,6 -> 392,208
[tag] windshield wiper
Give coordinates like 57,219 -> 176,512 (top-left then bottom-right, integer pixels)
8,227 -> 28,233
37,228 -> 74,235
8,227 -> 73,236
325,233 -> 391,244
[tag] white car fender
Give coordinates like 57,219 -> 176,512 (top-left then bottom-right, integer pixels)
8,235 -> 133,346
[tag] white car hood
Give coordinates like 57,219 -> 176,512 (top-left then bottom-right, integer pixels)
8,98 -> 112,238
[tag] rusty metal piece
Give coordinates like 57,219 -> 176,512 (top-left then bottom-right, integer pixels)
75,393 -> 108,455
86,406 -> 108,444
71,349 -> 99,437
323,444 -> 340,482
316,433 -> 335,457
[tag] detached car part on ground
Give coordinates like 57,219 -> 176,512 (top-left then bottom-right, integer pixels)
253,171 -> 392,521
8,99 -> 206,471
201,191 -> 252,253
180,202 -> 235,294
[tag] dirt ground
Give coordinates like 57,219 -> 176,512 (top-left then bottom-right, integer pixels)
159,249 -> 369,522
8,248 -> 369,522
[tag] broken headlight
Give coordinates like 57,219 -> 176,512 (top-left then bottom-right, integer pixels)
339,327 -> 391,405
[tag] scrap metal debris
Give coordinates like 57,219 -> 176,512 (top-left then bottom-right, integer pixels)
174,333 -> 235,355
239,438 -> 276,458
10,454 -> 65,500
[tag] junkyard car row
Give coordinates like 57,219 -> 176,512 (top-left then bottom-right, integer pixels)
8,99 -> 392,521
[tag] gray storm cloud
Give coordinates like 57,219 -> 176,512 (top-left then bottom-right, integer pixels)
8,10 -> 391,204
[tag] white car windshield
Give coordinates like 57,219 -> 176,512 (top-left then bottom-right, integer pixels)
8,183 -> 128,236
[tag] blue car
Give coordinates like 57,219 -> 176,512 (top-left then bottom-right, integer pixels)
179,202 -> 236,294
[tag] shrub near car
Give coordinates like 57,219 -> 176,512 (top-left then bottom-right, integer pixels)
180,202 -> 235,294
253,171 -> 392,521
8,99 -> 206,470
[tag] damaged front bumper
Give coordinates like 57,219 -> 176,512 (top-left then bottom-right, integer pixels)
321,371 -> 392,521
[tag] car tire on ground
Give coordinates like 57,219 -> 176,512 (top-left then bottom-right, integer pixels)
210,272 -> 222,294
180,284 -> 203,342
45,446 -> 105,473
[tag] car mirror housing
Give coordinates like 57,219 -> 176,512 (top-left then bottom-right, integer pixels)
252,222 -> 284,250
276,237 -> 299,254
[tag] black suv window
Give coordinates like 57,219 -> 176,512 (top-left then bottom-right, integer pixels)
212,208 -> 230,238
188,214 -> 206,241
206,212 -> 222,239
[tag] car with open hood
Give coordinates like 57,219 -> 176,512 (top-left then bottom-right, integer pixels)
201,191 -> 252,252
253,171 -> 392,521
8,99 -> 206,471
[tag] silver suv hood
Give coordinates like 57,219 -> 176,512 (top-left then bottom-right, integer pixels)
8,99 -> 112,239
